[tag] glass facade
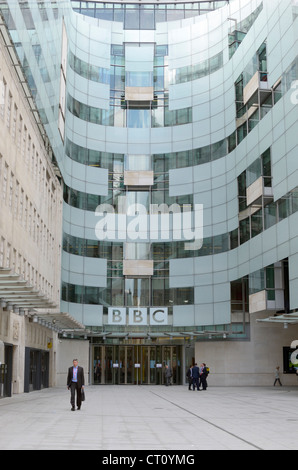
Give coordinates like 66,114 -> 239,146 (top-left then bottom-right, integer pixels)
1,0 -> 298,358
71,1 -> 230,29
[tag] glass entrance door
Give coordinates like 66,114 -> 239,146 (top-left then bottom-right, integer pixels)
92,344 -> 183,385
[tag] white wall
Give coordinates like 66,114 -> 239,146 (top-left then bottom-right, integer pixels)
56,339 -> 89,387
195,313 -> 298,386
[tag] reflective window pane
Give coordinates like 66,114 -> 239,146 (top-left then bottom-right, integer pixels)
125,278 -> 150,306
125,8 -> 139,29
140,7 -> 155,29
127,109 -> 151,128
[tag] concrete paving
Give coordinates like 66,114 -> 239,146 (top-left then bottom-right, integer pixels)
0,385 -> 297,451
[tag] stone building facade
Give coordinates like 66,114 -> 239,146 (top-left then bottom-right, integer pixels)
0,22 -> 63,395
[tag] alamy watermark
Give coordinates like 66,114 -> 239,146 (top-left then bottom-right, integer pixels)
95,197 -> 203,250
291,340 -> 298,366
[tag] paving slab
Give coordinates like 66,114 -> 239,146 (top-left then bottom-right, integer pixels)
0,385 -> 297,451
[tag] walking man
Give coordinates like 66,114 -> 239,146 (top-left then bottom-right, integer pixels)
273,366 -> 282,386
67,359 -> 85,411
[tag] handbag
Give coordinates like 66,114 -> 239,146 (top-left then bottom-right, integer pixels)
81,388 -> 85,401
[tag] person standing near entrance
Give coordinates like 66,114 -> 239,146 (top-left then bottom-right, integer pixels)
164,364 -> 172,386
273,366 -> 282,387
199,363 -> 208,390
192,363 -> 200,391
186,365 -> 193,390
67,359 -> 85,411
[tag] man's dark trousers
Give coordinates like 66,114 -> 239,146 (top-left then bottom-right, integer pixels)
67,365 -> 85,409
70,382 -> 82,409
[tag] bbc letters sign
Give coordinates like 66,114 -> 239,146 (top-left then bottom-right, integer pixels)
108,307 -> 168,326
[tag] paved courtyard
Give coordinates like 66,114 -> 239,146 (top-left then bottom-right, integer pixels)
0,385 -> 297,451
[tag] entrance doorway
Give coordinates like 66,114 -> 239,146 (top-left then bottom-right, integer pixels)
92,345 -> 183,385
0,345 -> 13,398
24,348 -> 49,392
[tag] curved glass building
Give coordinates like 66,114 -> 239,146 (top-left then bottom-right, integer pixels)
2,0 -> 298,385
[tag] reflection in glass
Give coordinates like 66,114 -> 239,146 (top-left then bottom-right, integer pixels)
125,278 -> 150,306
126,71 -> 153,87
127,191 -> 150,213
125,243 -> 150,260
151,107 -> 164,127
140,6 -> 155,30
247,159 -> 262,187
125,8 -> 139,29
127,108 -> 151,128
111,278 -> 124,306
264,203 -> 276,230
249,269 -> 265,295
251,209 -> 263,238
266,265 -> 275,301
278,197 -> 291,221
125,154 -> 151,171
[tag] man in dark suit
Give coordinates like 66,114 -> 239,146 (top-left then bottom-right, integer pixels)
200,363 -> 208,391
67,359 -> 85,411
192,363 -> 200,391
186,365 -> 193,390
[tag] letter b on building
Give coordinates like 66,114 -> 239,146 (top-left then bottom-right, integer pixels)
108,308 -> 126,325
128,308 -> 147,325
